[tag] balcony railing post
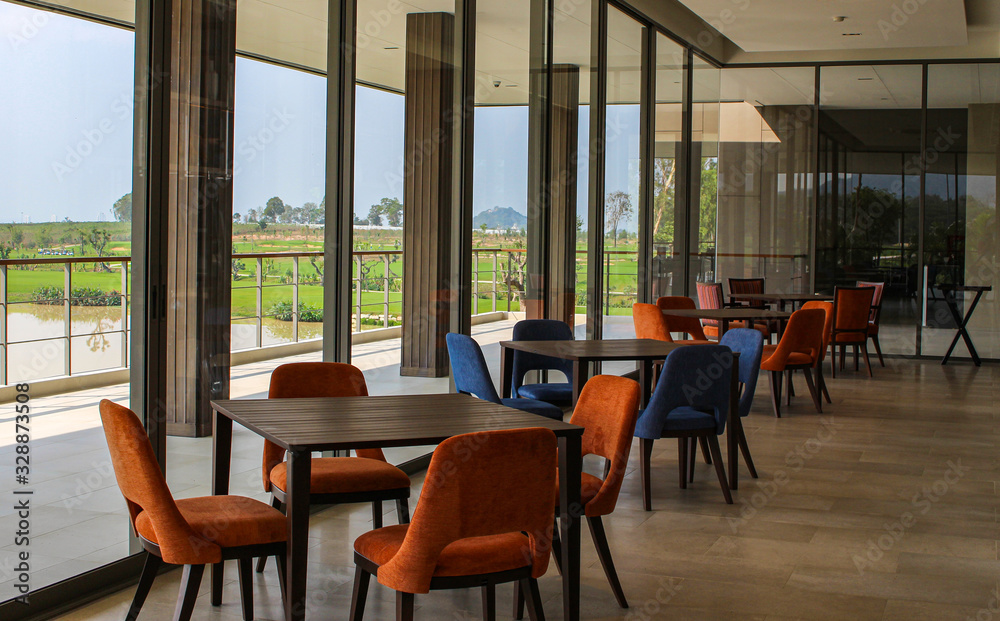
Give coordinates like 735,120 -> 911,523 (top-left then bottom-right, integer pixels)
120,259 -> 128,368
292,256 -> 300,343
355,254 -> 363,333
492,251 -> 497,313
506,252 -> 512,311
0,263 -> 7,385
383,253 -> 390,329
256,257 -> 263,348
472,250 -> 478,315
64,261 -> 72,376
605,253 -> 611,317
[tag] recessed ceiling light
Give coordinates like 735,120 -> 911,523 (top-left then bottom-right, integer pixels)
858,77 -> 874,81
832,15 -> 847,22
842,33 -> 862,36
505,84 -> 518,88
384,46 -> 399,50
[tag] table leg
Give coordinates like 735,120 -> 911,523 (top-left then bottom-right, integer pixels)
211,410 -> 232,606
721,319 -> 730,337
500,345 -> 514,398
727,354 -> 740,490
942,291 -> 985,367
285,450 -> 312,621
571,360 -> 588,406
638,359 -> 654,408
558,434 -> 582,621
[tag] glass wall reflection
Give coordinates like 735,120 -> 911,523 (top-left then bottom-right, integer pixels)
690,55 -> 720,289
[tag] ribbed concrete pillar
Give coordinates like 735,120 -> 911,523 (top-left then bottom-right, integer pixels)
162,0 -> 236,436
401,12 -> 456,377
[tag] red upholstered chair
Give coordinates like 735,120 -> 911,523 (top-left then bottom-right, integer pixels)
830,286 -> 876,378
760,308 -> 825,417
728,277 -> 776,340
656,296 -> 709,341
99,400 -> 286,621
801,300 -> 834,408
258,363 -> 411,572
349,428 -> 558,621
695,281 -> 727,339
856,281 -> 886,367
515,375 -> 641,615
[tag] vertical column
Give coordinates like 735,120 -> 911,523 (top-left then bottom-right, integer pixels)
154,0 -> 236,437
401,12 -> 456,377
545,65 -> 581,326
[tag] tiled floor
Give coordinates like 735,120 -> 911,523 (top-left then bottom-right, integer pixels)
9,319 -> 1000,620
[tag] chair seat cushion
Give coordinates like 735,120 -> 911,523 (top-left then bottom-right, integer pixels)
703,325 -> 720,339
516,382 -> 573,405
500,398 -> 564,420
761,347 -> 814,370
354,524 -> 532,577
636,405 -> 716,432
135,496 -> 286,549
270,457 -> 410,495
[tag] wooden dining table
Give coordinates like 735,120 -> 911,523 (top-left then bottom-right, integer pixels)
662,307 -> 793,337
732,292 -> 833,311
211,394 -> 585,621
499,338 -> 746,490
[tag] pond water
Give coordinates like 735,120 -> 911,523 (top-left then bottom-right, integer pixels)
4,305 -> 318,383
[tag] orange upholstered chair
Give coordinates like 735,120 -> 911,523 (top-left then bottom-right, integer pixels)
99,400 -> 286,621
656,296 -> 709,341
515,375 -> 640,615
760,308 -> 825,417
349,428 -> 557,621
856,281 -> 886,367
258,363 -> 411,572
801,300 -> 834,408
830,286 -> 876,378
633,302 -> 673,341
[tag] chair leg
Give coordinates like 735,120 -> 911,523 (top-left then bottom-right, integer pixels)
872,334 -> 885,366
126,552 -> 162,621
768,370 -> 782,418
698,436 -> 712,464
550,517 -> 562,574
172,564 -> 205,621
372,501 -> 383,529
802,367 -> 822,414
513,581 -> 525,620
737,422 -> 758,479
276,552 -> 287,608
854,345 -> 859,371
349,566 -> 371,621
687,437 -> 696,483
840,345 -> 847,372
862,342 -> 873,377
706,435 -> 733,504
785,370 -> 793,405
588,516 -> 628,608
819,365 -> 832,404
396,591 -> 415,621
482,584 -> 496,621
831,344 -> 837,378
257,496 -> 282,573
677,437 -> 688,490
237,558 -> 253,621
396,498 -> 410,524
211,561 -> 223,606
640,438 -> 654,511
521,578 -> 546,621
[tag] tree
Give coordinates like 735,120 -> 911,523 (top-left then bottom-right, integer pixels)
37,226 -> 52,249
88,228 -> 112,272
367,204 -> 383,226
262,196 -> 286,223
300,202 -> 322,224
7,225 -> 24,249
479,222 -> 488,235
380,197 -> 404,226
247,208 -> 259,223
652,158 -> 676,242
112,193 -> 132,222
231,244 -> 245,281
233,212 -> 242,223
605,190 -> 633,247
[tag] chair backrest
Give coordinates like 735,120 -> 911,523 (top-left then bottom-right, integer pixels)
445,333 -> 501,403
695,282 -> 725,327
633,303 -> 673,342
833,286 -> 875,338
635,344 -> 733,438
728,278 -> 766,308
377,428 -> 558,594
511,319 -> 575,397
719,329 -> 763,418
856,281 -> 885,323
656,296 -> 708,341
569,376 -> 641,517
765,308 -> 825,368
99,400 -> 222,565
264,362 -> 382,492
801,300 -> 833,362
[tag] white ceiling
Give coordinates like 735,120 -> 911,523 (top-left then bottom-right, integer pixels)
675,0 -> 969,52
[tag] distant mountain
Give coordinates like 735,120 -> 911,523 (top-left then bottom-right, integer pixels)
473,206 -> 527,230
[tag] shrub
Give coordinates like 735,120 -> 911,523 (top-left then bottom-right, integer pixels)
269,301 -> 323,322
33,286 -> 122,306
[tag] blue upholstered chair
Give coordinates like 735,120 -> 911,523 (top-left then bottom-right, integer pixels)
720,328 -> 764,479
445,333 -> 564,420
635,345 -> 734,507
510,319 -> 575,407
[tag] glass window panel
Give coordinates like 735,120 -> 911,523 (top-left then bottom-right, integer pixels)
651,33 -> 685,300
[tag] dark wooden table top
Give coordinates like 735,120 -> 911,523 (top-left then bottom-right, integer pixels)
734,293 -> 833,302
211,393 -> 583,451
499,338 -> 683,361
938,284 -> 993,293
662,308 -> 794,321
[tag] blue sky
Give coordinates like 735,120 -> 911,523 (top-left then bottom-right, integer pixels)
0,1 -> 640,230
